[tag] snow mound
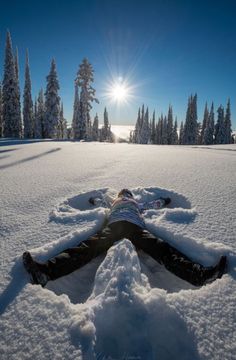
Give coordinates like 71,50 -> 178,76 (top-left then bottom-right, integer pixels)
69,240 -> 200,359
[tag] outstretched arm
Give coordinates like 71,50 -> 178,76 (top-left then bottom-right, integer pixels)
138,197 -> 171,212
89,192 -> 114,208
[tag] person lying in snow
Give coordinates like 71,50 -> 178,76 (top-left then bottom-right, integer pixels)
23,189 -> 227,287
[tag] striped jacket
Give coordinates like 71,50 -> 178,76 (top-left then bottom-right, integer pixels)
107,196 -> 166,229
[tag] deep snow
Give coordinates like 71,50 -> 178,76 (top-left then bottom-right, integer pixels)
0,139 -> 235,359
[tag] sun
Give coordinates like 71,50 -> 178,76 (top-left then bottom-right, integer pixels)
104,77 -> 133,104
111,83 -> 128,102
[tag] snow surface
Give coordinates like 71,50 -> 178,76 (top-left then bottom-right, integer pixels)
0,139 -> 236,359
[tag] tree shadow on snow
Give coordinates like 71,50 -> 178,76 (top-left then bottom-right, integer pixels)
0,147 -> 61,170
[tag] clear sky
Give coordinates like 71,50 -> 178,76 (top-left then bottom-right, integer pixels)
0,0 -> 236,128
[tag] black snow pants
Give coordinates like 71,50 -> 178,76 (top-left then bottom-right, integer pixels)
44,221 -> 216,286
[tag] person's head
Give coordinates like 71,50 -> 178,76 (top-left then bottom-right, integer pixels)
118,189 -> 133,199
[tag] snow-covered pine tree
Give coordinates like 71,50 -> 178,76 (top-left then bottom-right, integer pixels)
92,113 -> 99,141
102,107 -> 110,141
23,51 -> 34,138
172,117 -> 178,144
15,47 -> 22,138
150,110 -> 156,144
133,107 -> 142,143
44,59 -> 60,138
156,115 -> 163,144
200,103 -> 209,144
162,116 -> 168,144
179,121 -> 184,145
203,102 -> 214,145
224,99 -> 232,144
36,89 -> 45,138
75,58 -> 98,140
0,83 -> 3,137
183,94 -> 198,144
57,103 -> 67,139
72,83 -> 80,139
215,105 -> 225,144
167,105 -> 173,144
140,106 -> 150,144
2,31 -> 22,137
33,97 -> 40,138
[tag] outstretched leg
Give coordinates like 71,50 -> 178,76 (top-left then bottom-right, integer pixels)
23,226 -> 116,285
130,230 -> 227,286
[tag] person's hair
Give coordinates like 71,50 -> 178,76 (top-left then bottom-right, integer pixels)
118,189 -> 133,198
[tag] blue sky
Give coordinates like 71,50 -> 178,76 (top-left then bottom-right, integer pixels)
0,0 -> 236,128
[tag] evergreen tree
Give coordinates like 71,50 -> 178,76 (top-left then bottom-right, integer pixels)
162,116 -> 168,144
72,83 -> 80,139
92,113 -> 99,141
183,94 -> 198,144
215,105 -> 225,144
203,102 -> 215,145
150,111 -> 156,144
167,105 -> 173,144
15,47 -> 22,137
102,107 -> 110,141
75,58 -> 98,140
224,99 -> 232,144
44,59 -> 60,138
179,121 -> 184,145
133,107 -> 141,143
0,83 -> 3,137
2,31 -> 21,137
36,89 -> 45,138
140,107 -> 150,144
200,103 -> 209,144
33,97 -> 39,138
23,51 -> 34,138
57,103 -> 67,139
172,117 -> 178,144
156,115 -> 163,144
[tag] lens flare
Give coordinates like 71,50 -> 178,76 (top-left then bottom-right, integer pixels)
111,84 -> 128,102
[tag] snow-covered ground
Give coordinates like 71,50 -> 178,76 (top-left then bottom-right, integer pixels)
0,139 -> 235,360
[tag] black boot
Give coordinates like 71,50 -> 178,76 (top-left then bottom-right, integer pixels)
23,252 -> 49,287
205,256 -> 227,284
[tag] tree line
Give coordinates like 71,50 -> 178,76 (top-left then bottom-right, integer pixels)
130,94 -> 234,145
0,31 -> 112,141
